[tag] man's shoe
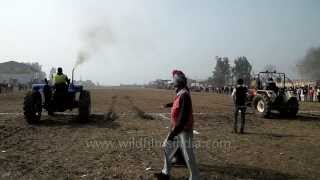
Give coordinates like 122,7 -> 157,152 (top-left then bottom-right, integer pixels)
154,172 -> 170,180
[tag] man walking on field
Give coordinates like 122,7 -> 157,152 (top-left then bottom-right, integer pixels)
231,79 -> 248,134
155,70 -> 200,180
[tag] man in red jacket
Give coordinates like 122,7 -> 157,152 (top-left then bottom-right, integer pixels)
155,70 -> 200,180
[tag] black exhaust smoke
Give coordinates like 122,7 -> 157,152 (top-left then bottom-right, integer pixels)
298,47 -> 320,80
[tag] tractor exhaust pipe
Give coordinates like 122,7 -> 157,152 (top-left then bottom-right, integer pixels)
72,68 -> 75,84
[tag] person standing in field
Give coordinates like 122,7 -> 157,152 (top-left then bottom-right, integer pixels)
313,87 -> 317,102
301,87 -> 305,102
303,87 -> 308,102
317,87 -> 320,102
297,88 -> 302,101
155,70 -> 200,180
309,87 -> 314,102
231,79 -> 248,134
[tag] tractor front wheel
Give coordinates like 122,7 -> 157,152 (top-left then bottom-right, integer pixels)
285,98 -> 299,118
23,91 -> 42,124
253,94 -> 271,118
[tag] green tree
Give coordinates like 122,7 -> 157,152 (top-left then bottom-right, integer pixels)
212,56 -> 231,86
232,56 -> 252,85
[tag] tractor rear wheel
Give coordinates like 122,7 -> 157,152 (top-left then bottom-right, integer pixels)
253,94 -> 271,118
286,98 -> 299,118
78,90 -> 91,122
23,91 -> 42,124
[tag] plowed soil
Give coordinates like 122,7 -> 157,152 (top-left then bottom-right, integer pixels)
0,88 -> 320,180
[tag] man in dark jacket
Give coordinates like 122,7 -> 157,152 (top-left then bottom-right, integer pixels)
155,70 -> 200,180
231,79 -> 248,134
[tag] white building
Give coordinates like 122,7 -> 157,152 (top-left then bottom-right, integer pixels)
0,61 -> 45,84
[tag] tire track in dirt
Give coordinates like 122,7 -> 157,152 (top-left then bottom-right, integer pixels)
70,93 -> 132,179
41,92 -> 122,178
0,114 -> 103,178
0,123 -> 47,177
0,125 -> 24,142
22,104 -> 122,179
78,94 -> 159,179
0,113 -> 24,154
124,95 -> 154,120
20,124 -> 90,178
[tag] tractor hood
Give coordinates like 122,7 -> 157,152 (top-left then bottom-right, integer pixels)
32,84 -> 46,92
286,90 -> 297,99
68,84 -> 83,92
32,84 -> 83,93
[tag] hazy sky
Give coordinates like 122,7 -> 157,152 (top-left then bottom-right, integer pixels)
0,0 -> 319,85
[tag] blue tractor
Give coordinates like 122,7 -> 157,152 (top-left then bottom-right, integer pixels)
23,69 -> 91,124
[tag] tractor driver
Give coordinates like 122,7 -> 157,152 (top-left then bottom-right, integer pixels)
266,78 -> 279,94
54,67 -> 70,106
54,67 -> 70,87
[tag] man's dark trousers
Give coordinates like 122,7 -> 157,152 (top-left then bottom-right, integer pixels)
234,106 -> 246,133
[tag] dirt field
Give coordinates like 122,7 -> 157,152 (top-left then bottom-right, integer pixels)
0,88 -> 320,180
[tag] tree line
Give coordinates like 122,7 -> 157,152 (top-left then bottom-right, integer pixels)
209,45 -> 320,87
208,56 -> 253,87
